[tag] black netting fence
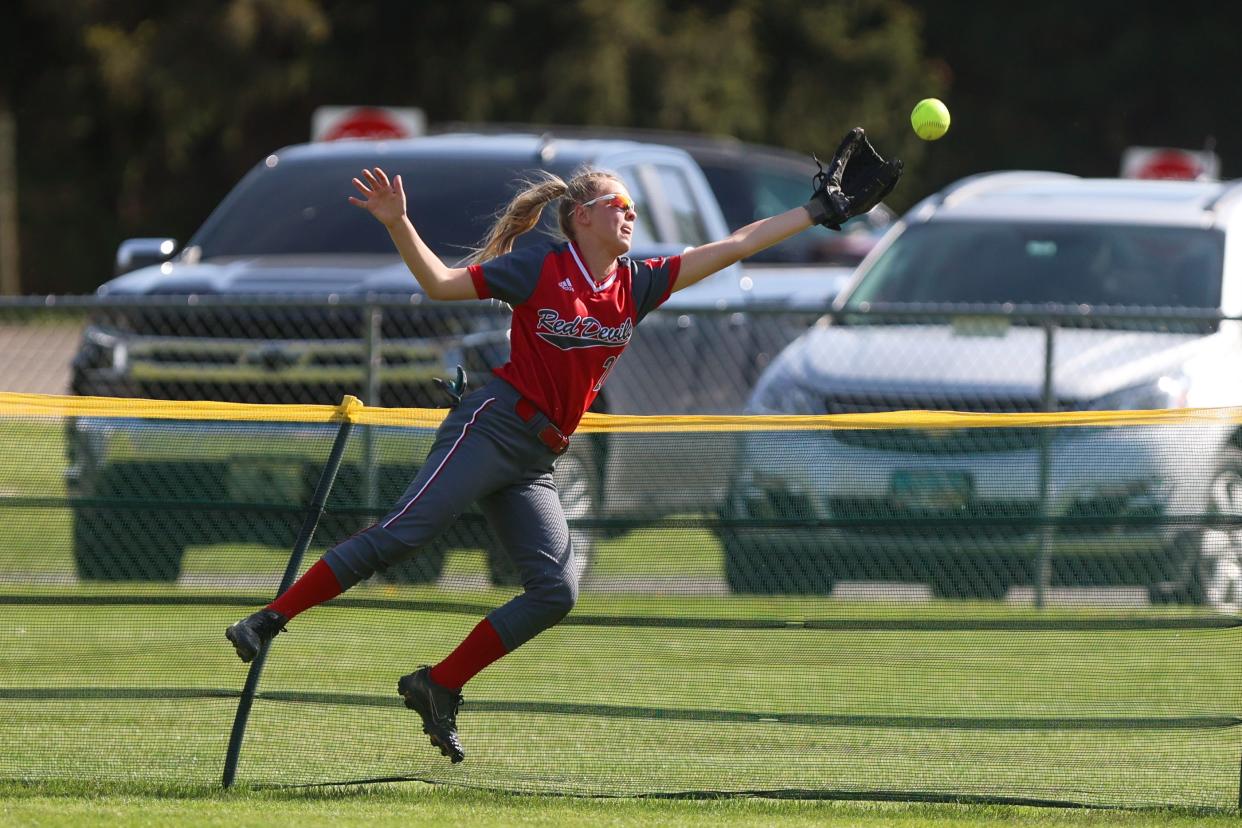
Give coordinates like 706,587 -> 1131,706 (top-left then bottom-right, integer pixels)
1,393 -> 1239,810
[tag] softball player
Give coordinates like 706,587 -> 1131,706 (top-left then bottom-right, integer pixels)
226,129 -> 901,764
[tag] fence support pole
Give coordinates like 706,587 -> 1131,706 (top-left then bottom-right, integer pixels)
1035,320 -> 1056,609
221,401 -> 357,788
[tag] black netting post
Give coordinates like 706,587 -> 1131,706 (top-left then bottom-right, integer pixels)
221,401 -> 357,788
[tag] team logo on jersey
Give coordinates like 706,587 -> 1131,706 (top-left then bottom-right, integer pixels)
535,309 -> 632,350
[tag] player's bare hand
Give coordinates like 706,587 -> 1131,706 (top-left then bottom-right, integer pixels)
348,167 -> 406,228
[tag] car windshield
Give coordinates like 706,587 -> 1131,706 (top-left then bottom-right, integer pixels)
843,221 -> 1225,310
187,155 -> 592,263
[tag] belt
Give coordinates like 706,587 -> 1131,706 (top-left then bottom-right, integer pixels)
514,397 -> 570,455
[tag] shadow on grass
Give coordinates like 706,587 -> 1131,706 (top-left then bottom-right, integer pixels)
1,777 -> 1236,820
2,685 -> 1238,732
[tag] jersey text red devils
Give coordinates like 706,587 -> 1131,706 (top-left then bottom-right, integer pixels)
535,310 -> 634,350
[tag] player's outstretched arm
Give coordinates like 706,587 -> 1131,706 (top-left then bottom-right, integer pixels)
673,207 -> 813,292
673,128 -> 902,294
349,167 -> 478,301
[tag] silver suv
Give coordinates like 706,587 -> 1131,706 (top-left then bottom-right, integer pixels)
722,172 -> 1242,609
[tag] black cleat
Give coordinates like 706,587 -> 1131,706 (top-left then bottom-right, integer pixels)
225,609 -> 288,663
397,666 -> 466,763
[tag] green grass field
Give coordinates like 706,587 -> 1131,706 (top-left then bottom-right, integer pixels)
3,780 -> 1241,827
3,589 -> 1238,811
1,416 -> 1241,824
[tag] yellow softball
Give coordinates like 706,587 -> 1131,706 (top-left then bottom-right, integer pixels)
911,98 -> 950,141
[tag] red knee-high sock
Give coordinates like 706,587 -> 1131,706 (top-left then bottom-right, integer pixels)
430,618 -> 508,690
267,559 -> 343,620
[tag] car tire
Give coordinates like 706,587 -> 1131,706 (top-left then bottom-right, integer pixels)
721,529 -> 836,594
72,508 -> 184,582
927,556 -> 1012,600
1195,445 -> 1242,612
1193,534 -> 1242,612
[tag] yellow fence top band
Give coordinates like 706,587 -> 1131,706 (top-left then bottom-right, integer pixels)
2,391 -> 1242,431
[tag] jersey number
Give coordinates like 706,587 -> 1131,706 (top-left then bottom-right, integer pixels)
593,355 -> 618,392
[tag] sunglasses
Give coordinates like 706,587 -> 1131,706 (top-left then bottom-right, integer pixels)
581,192 -> 637,215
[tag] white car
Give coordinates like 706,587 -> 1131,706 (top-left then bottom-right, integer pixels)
722,172 -> 1242,609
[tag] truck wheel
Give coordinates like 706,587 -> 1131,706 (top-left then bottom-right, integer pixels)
722,530 -> 835,594
1194,536 -> 1242,612
72,508 -> 184,582
1196,445 -> 1242,612
722,530 -> 770,593
928,557 -> 1011,600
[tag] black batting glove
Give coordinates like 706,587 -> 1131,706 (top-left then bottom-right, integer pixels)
805,127 -> 903,230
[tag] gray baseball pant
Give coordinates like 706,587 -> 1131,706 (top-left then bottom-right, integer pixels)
322,378 -> 580,651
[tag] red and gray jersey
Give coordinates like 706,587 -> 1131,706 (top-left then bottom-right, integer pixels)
468,239 -> 680,435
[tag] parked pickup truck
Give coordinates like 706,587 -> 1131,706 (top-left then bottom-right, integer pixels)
68,132 -> 757,583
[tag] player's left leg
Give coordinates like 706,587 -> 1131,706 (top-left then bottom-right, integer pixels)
477,470 -> 580,653
227,387 -> 516,663
398,466 -> 578,763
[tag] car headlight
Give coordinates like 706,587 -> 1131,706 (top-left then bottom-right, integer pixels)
76,326 -> 129,372
1089,373 -> 1190,411
747,376 -> 822,414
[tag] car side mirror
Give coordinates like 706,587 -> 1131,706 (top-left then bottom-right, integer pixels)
115,238 -> 178,276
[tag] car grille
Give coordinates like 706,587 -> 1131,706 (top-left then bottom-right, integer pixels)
75,336 -> 456,407
91,304 -> 495,340
834,427 -> 1049,453
74,301 -> 514,407
826,496 -> 1042,538
77,377 -> 447,407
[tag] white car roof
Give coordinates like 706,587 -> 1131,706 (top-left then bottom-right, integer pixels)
929,175 -> 1230,227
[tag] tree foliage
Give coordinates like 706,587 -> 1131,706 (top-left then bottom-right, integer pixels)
4,0 -> 1241,293
10,0 -> 330,291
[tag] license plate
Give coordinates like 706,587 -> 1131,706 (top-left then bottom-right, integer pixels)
227,458 -> 307,505
890,470 -> 973,512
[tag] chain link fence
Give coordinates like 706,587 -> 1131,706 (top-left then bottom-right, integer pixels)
1,297 -> 1240,609
0,296 -> 1229,408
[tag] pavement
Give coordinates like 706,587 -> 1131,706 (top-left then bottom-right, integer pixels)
0,322 -> 81,394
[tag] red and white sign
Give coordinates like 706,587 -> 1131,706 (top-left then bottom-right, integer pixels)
311,106 -> 425,142
1120,146 -> 1220,181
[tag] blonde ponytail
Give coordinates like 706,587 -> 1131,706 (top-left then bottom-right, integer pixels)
463,173 -> 568,265
463,168 -> 622,265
